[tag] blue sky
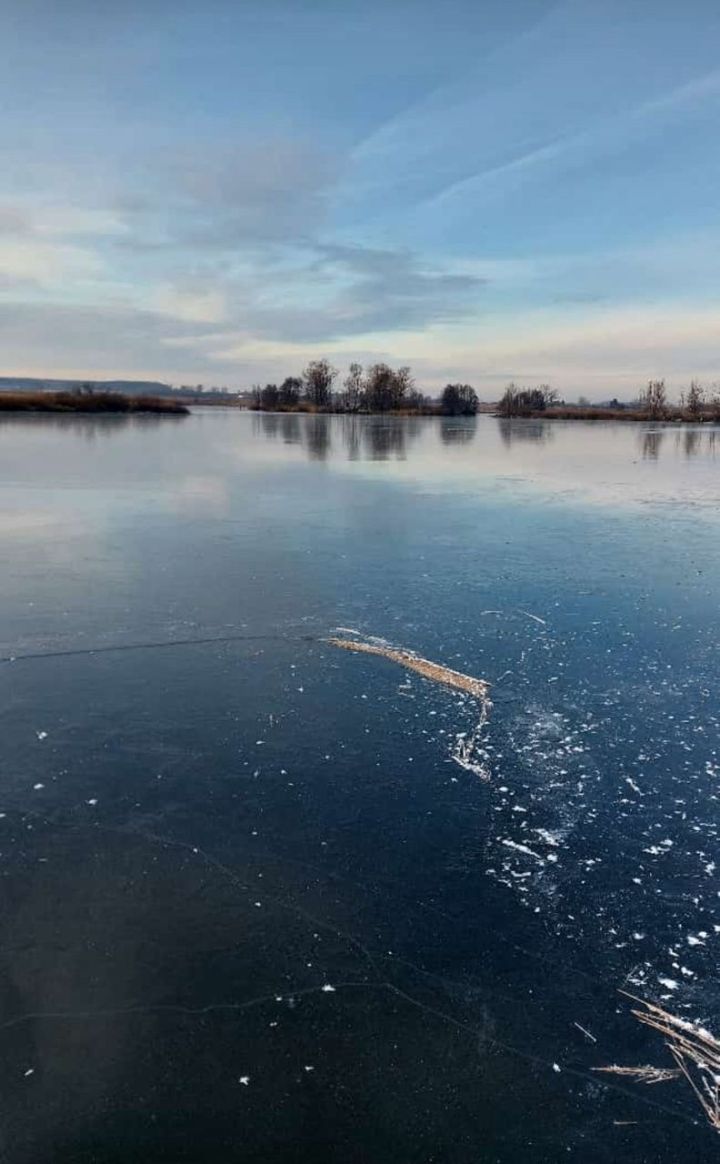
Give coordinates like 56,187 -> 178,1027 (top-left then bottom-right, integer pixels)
1,0 -> 720,397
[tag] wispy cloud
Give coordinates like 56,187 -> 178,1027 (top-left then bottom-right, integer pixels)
118,138 -> 341,251
420,67 -> 720,214
337,0 -> 720,236
0,237 -> 104,285
233,243 -> 486,341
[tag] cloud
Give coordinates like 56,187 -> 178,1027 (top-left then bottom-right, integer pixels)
0,201 -> 128,295
0,147 -> 488,363
150,285 -> 227,324
0,300 -> 216,378
1,285 -> 716,399
2,34 -> 719,400
0,237 -> 104,285
336,0 -> 720,243
121,138 -> 341,251
445,229 -> 720,312
34,206 -> 129,237
120,236 -> 486,344
223,243 -> 486,342
419,67 -> 720,215
400,300 -> 720,393
0,201 -> 128,239
0,206 -> 31,234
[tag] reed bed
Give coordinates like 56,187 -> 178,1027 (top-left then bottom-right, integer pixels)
0,390 -> 188,414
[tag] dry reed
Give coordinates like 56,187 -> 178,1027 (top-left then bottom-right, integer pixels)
326,637 -> 490,699
596,992 -> 720,1132
594,1064 -> 680,1084
326,635 -> 492,779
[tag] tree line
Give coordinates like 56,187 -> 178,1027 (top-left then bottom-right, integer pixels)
496,384 -> 559,416
250,360 -> 479,416
252,365 -> 720,422
497,379 -> 720,421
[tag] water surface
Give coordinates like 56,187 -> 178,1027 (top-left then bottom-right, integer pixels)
1,410 -> 719,1162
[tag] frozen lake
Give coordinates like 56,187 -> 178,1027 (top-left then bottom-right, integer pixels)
1,409 -> 719,1162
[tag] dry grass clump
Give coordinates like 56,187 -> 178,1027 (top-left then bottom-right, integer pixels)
326,637 -> 490,699
596,993 -> 720,1132
326,634 -> 492,780
520,404 -> 720,422
594,1064 -> 681,1084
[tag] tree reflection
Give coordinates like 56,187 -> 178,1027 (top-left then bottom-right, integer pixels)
639,428 -> 664,460
439,416 -> 477,444
362,416 -> 419,460
254,412 -> 280,440
497,418 -> 554,447
683,429 -> 701,458
340,416 -> 362,461
673,428 -> 718,458
254,412 -> 424,462
304,414 -> 332,460
279,413 -> 301,445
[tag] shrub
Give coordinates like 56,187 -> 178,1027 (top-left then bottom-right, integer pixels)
440,383 -> 478,416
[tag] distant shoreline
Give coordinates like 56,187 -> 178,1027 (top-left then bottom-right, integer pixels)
247,403 -> 484,418
0,390 -> 189,415
247,403 -> 719,423
509,405 -> 720,423
2,393 -> 717,424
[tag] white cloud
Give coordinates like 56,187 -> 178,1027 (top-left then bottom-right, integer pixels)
0,237 -> 104,284
150,286 -> 227,324
397,301 -> 720,394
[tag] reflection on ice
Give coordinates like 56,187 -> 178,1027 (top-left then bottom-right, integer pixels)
254,410 -> 425,461
250,411 -> 720,511
497,417 -> 555,446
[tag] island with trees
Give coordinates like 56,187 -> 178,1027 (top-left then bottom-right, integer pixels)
250,360 -> 479,416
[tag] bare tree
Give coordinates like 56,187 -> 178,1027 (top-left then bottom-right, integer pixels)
302,359 -> 337,409
341,363 -> 365,412
538,384 -> 558,406
363,363 -> 415,412
278,376 -> 302,408
363,363 -> 394,412
497,383 -> 557,417
686,379 -> 704,418
640,379 -> 668,419
393,366 -> 414,409
259,383 -> 280,409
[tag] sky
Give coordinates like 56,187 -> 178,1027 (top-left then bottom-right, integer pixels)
1,0 -> 720,398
